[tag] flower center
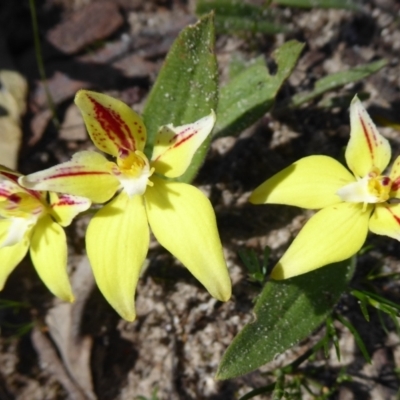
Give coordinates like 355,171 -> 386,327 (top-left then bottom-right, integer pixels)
111,150 -> 154,197
337,168 -> 393,204
367,174 -> 391,202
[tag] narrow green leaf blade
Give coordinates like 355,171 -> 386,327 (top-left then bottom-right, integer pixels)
216,259 -> 354,380
284,59 -> 387,109
142,13 -> 218,183
336,314 -> 371,363
214,40 -> 304,138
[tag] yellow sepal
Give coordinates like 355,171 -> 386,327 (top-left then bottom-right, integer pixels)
250,155 -> 354,209
29,215 -> 74,302
369,203 -> 400,240
346,96 -> 391,177
151,111 -> 216,178
75,90 -> 146,156
271,202 -> 372,279
145,177 -> 231,302
49,192 -> 91,227
0,221 -> 29,290
19,151 -> 120,203
86,192 -> 149,321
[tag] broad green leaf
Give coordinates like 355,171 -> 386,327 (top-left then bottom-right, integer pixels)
214,40 -> 304,138
142,13 -> 218,183
278,59 -> 387,110
216,259 -> 354,380
273,0 -> 361,10
196,0 -> 286,34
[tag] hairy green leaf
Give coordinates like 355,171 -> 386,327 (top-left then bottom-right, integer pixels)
278,59 -> 387,110
214,40 -> 304,138
216,259 -> 354,379
142,13 -> 218,183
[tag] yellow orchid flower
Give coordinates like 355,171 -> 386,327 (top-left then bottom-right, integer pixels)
20,90 -> 231,321
250,95 -> 400,280
0,166 -> 90,300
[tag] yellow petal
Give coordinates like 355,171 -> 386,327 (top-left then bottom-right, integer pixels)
29,215 -> 74,302
346,96 -> 391,178
271,202 -> 372,280
19,151 -> 120,203
75,90 -> 146,156
250,155 -> 354,209
151,111 -> 216,178
145,178 -> 231,301
49,192 -> 91,227
0,237 -> 29,290
86,192 -> 149,321
369,203 -> 400,240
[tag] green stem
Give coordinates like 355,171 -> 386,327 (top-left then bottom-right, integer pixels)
28,0 -> 60,129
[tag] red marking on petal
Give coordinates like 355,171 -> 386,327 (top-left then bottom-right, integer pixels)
53,199 -> 82,206
8,194 -> 21,203
42,170 -> 110,181
118,148 -> 130,159
0,188 -> 11,197
359,112 -> 374,159
173,132 -> 195,148
1,171 -> 19,182
392,177 -> 400,191
1,173 -> 42,200
87,95 -> 135,151
386,206 -> 400,225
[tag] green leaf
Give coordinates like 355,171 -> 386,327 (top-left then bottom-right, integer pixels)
350,290 -> 370,321
336,314 -> 371,363
273,0 -> 361,10
238,383 -> 276,400
216,259 -> 354,380
142,13 -> 218,183
326,316 -> 341,360
214,40 -> 304,138
196,0 -> 286,34
278,59 -> 387,110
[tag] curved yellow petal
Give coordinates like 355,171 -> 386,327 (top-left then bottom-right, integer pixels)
346,96 -> 391,178
250,155 -> 354,209
75,90 -> 146,156
86,192 -> 149,321
145,178 -> 231,301
19,151 -> 120,203
151,111 -> 216,178
0,237 -> 29,290
49,192 -> 91,227
271,202 -> 372,280
29,215 -> 74,302
369,203 -> 400,240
